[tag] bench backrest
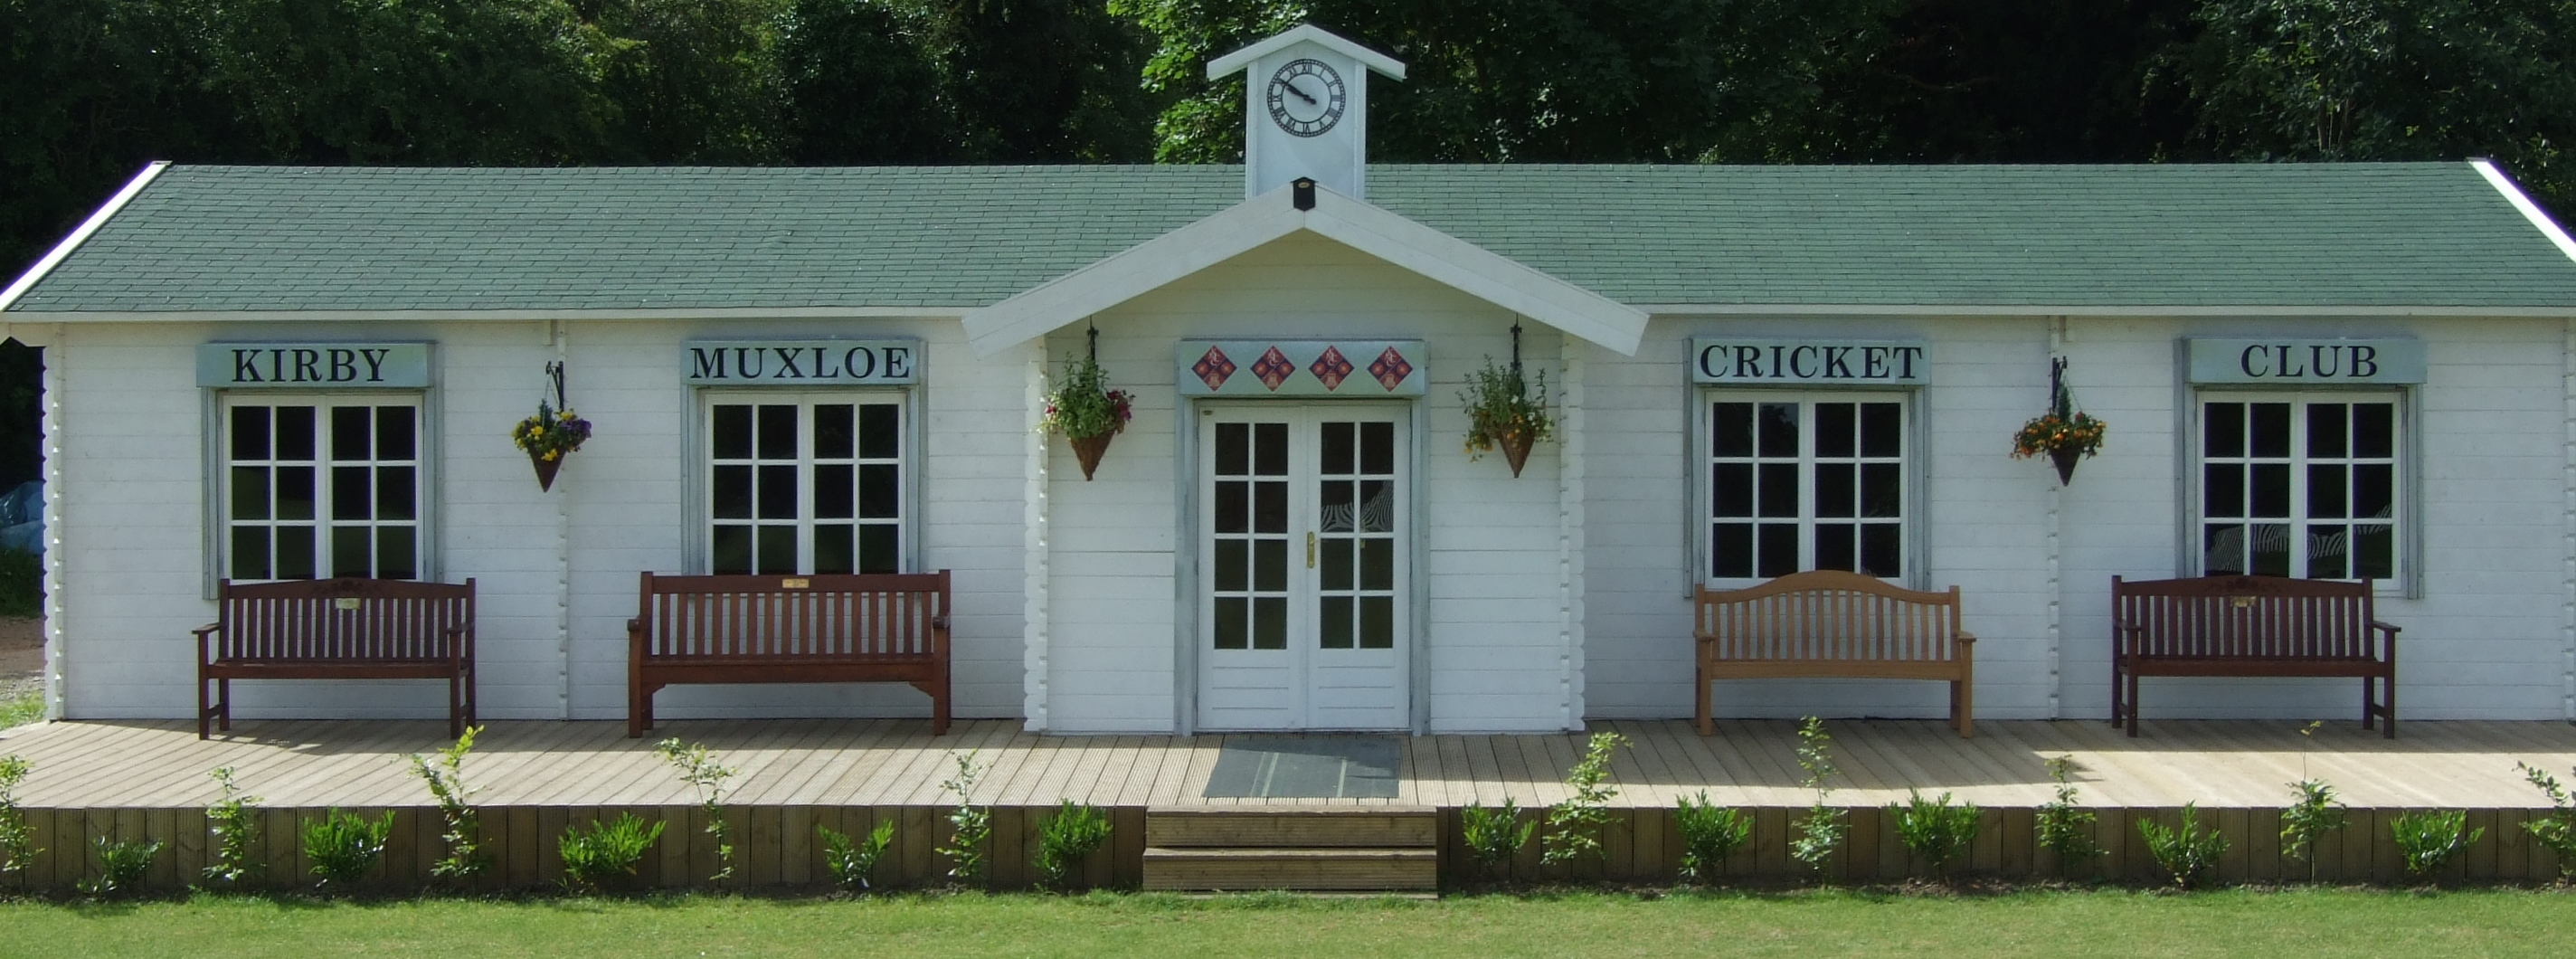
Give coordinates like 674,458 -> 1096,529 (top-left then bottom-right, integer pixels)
215,577 -> 475,662
1695,569 -> 1963,662
2112,574 -> 2374,659
634,571 -> 950,660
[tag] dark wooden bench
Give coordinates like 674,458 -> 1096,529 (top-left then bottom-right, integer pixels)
195,577 -> 477,739
1694,569 -> 1976,738
627,570 -> 952,737
2111,574 -> 2399,738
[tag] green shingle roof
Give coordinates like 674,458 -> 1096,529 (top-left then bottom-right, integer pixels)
9,162 -> 2573,313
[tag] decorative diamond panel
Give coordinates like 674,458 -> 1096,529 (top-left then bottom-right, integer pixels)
1308,347 -> 1354,391
1251,346 -> 1295,391
1191,346 -> 1236,391
1368,347 -> 1415,392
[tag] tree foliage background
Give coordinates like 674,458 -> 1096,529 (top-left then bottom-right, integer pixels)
1,0 -> 2571,485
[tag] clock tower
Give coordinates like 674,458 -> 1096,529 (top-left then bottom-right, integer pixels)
1208,25 -> 1406,201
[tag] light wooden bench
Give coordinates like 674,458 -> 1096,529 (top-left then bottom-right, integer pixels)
627,570 -> 952,737
2112,574 -> 2399,738
195,577 -> 477,739
1694,569 -> 1976,738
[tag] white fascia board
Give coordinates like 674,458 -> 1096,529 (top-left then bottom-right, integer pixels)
1632,303 -> 2576,318
0,161 -> 169,313
1207,24 -> 1406,80
1302,187 -> 1647,355
2,306 -> 971,324
2475,158 -> 2576,265
963,186 -> 1307,356
961,182 -> 1649,358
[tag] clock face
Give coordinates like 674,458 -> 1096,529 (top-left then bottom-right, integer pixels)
1264,58 -> 1347,138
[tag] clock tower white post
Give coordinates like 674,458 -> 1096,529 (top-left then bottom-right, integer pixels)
1207,25 -> 1406,201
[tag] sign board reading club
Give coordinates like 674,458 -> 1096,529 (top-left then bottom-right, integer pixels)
2185,338 -> 2425,385
682,340 -> 920,385
197,343 -> 432,388
1690,338 -> 1931,385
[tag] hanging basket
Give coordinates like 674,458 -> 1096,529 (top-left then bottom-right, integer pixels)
2048,446 -> 2080,486
1068,432 -> 1116,481
529,449 -> 564,491
1497,427 -> 1537,479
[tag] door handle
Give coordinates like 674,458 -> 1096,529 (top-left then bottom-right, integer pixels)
1306,532 -> 1317,568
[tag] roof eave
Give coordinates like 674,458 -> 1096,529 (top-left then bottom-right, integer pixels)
0,161 -> 170,313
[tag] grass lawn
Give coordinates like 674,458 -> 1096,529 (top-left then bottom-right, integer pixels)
4,888 -> 2571,958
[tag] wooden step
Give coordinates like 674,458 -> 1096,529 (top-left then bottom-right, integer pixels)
1141,847 -> 1439,891
1146,806 -> 1437,848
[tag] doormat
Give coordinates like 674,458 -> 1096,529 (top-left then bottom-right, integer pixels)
1201,736 -> 1403,800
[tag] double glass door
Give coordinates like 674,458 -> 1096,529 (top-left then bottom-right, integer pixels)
1197,405 -> 1409,730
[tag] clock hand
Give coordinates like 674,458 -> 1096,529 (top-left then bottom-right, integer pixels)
1274,78 -> 1319,106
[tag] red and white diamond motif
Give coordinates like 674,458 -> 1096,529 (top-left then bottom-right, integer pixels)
1191,346 -> 1236,391
1308,346 -> 1354,391
1250,346 -> 1295,391
1368,347 -> 1415,391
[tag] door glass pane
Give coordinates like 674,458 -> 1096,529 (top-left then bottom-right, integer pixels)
1216,539 -> 1247,592
757,465 -> 796,517
712,526 -> 752,574
331,527 -> 370,577
714,466 -> 753,518
276,527 -> 315,580
859,404 -> 900,460
2355,526 -> 2394,579
1814,524 -> 1855,572
1860,404 -> 1901,457
2249,404 -> 2291,457
1254,481 -> 1286,533
1214,597 -> 1246,650
277,467 -> 315,520
331,406 -> 370,461
1215,481 -> 1247,534
376,527 -> 416,580
757,405 -> 797,459
376,407 -> 415,461
858,464 -> 898,518
1861,463 -> 1900,518
1321,422 -> 1353,475
1253,597 -> 1286,650
1815,404 -> 1855,457
232,407 -> 270,461
1712,525 -> 1752,578
1711,403 -> 1753,457
1320,596 -> 1352,649
1216,423 -> 1246,474
232,467 -> 270,520
231,527 -> 270,580
1254,423 -> 1287,475
2204,524 -> 2245,575
332,467 -> 370,520
714,405 -> 753,459
1359,596 -> 1393,649
2307,464 -> 2347,518
1358,480 -> 1391,532
1756,524 -> 1796,577
2204,464 -> 2243,517
377,467 -> 415,521
2353,404 -> 2394,458
815,464 -> 855,518
1255,538 -> 1286,592
857,525 -> 898,574
1319,538 -> 1350,590
1814,464 -> 1855,517
1359,539 -> 1392,591
1361,422 -> 1393,475
815,525 -> 854,574
276,406 -> 315,461
1757,464 -> 1797,517
2249,464 -> 2289,517
1757,404 -> 1798,457
1712,464 -> 1751,517
756,525 -> 795,574
2308,404 -> 2346,458
816,404 -> 855,459
1860,525 -> 1900,577
2249,524 -> 2291,575
2308,525 -> 2348,580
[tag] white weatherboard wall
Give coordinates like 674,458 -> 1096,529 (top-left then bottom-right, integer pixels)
1582,314 -> 2572,723
48,318 -> 1028,723
1037,233 -> 1578,734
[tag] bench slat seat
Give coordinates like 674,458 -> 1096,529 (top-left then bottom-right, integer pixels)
627,570 -> 951,737
1694,569 -> 1976,738
195,577 -> 477,739
2111,574 -> 2399,738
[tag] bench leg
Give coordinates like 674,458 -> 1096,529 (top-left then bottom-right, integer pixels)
447,670 -> 464,740
2125,671 -> 2141,737
629,682 -> 654,738
2109,661 -> 2124,727
198,670 -> 212,740
2380,674 -> 2397,739
1951,679 -> 1973,739
1694,661 -> 1714,737
218,679 -> 232,733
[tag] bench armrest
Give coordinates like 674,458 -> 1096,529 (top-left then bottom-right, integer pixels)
2370,621 -> 2401,635
192,622 -> 222,639
1953,631 -> 1975,644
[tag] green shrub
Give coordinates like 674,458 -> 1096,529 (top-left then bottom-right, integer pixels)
302,809 -> 394,889
0,755 -> 35,877
1459,798 -> 1534,883
2034,755 -> 2097,876
818,821 -> 895,892
1890,790 -> 1981,879
655,738 -> 738,883
558,812 -> 664,894
1032,801 -> 1113,889
0,547 -> 40,619
2516,763 -> 2576,879
2279,777 -> 2345,878
1540,732 -> 1626,867
936,752 -> 990,886
1788,717 -> 1844,879
411,726 -> 489,882
203,766 -> 262,886
76,835 -> 162,897
1672,792 -> 1750,884
2137,803 -> 2226,889
2390,809 -> 2482,882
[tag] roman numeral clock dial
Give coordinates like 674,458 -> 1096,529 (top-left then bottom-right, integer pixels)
1265,58 -> 1347,137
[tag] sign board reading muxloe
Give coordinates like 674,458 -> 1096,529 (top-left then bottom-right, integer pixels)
198,343 -> 431,388
683,340 -> 920,385
2185,338 -> 2425,385
1690,338 -> 1931,385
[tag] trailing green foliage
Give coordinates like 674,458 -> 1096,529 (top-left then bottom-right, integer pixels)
1038,354 -> 1132,441
0,547 -> 38,618
558,812 -> 665,894
655,737 -> 739,882
1459,799 -> 1534,882
203,766 -> 262,886
302,809 -> 393,889
1032,801 -> 1113,889
1458,357 -> 1552,462
2280,778 -> 2346,873
1788,717 -> 1845,878
2390,809 -> 2482,882
817,820 -> 895,892
409,726 -> 488,881
2138,802 -> 2228,889
1539,732 -> 1626,867
1672,792 -> 1751,884
2034,755 -> 2097,875
0,754 -> 34,877
1889,790 -> 1980,879
2515,762 -> 2576,879
937,751 -> 991,886
75,835 -> 162,897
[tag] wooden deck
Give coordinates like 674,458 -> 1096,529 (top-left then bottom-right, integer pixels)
5,717 -> 2571,811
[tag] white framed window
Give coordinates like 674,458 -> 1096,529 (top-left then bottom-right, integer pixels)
220,396 -> 424,581
2196,393 -> 2401,583
703,393 -> 906,575
1700,393 -> 1910,582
